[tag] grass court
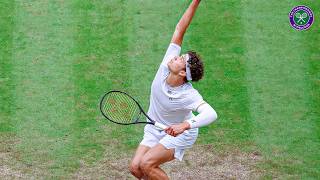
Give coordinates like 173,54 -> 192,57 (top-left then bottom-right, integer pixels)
0,0 -> 319,179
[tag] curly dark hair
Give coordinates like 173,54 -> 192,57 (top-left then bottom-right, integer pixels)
186,51 -> 204,82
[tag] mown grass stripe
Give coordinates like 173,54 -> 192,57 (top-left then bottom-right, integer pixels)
0,1 -> 15,133
12,0 -> 76,177
71,0 -> 133,164
301,0 -> 320,141
0,2 -> 17,173
242,0 -> 320,178
301,0 -> 320,177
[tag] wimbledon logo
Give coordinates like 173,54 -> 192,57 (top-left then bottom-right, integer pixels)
289,5 -> 314,30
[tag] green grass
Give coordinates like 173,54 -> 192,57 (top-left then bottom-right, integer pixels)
0,1 -> 14,133
0,0 -> 319,178
242,0 -> 320,178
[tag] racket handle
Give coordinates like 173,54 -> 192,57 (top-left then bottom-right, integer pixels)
154,122 -> 168,130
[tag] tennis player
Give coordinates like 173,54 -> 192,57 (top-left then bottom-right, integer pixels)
129,0 -> 217,179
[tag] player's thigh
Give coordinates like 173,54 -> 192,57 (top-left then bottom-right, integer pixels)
130,145 -> 151,168
140,143 -> 174,168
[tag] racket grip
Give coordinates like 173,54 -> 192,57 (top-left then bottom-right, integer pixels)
154,122 -> 168,130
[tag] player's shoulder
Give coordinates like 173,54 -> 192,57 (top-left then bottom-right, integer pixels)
183,82 -> 195,90
183,83 -> 201,96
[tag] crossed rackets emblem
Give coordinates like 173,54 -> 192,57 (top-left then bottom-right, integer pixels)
289,5 -> 314,31
295,12 -> 308,24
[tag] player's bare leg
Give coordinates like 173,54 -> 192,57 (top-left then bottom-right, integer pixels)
140,144 -> 175,180
129,145 -> 151,179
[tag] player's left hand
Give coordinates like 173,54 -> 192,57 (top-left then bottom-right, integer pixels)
165,122 -> 190,137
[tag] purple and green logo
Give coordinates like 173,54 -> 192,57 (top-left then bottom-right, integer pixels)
289,5 -> 314,30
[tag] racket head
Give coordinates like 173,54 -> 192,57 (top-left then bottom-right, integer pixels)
295,12 -> 301,18
301,12 -> 308,18
100,90 -> 152,125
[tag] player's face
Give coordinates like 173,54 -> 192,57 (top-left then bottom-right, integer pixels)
168,55 -> 186,75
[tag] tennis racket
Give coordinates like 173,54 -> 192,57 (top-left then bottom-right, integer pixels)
100,90 -> 168,130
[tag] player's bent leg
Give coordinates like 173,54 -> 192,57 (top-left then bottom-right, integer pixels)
140,144 -> 175,180
129,145 -> 151,179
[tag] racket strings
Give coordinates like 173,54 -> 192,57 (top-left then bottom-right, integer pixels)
102,92 -> 140,124
117,94 -> 137,122
104,95 -> 126,123
115,92 -> 138,121
104,93 -> 128,122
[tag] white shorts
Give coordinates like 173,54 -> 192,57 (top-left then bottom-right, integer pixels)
140,124 -> 198,161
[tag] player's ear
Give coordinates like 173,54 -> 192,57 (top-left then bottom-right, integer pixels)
179,70 -> 186,77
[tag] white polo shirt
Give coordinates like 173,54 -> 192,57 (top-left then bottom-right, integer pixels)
146,43 -> 204,127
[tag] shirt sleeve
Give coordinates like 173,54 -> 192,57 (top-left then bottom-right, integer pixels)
186,102 -> 218,129
161,43 -> 181,68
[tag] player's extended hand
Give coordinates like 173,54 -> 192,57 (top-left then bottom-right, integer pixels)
165,122 -> 190,137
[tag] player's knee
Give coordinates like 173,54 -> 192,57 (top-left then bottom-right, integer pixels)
140,158 -> 153,174
129,161 -> 140,177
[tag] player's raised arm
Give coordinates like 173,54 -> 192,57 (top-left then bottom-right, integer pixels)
171,0 -> 201,46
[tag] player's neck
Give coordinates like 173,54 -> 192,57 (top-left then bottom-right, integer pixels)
166,72 -> 185,87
